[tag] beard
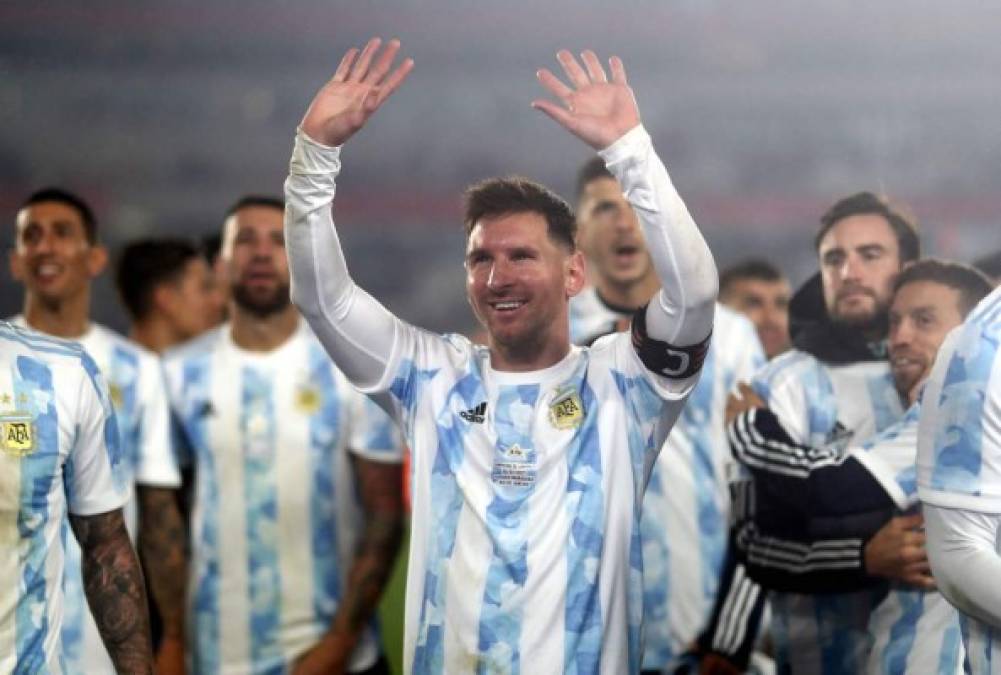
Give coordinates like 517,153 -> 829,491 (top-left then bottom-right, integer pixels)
232,281 -> 290,318
830,290 -> 891,337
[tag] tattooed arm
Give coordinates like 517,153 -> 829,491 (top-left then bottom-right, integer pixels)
137,486 -> 188,672
69,508 -> 154,675
292,457 -> 404,675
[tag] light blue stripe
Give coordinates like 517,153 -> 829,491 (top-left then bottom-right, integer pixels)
476,384 -> 540,674
815,593 -> 877,675
639,465 -> 671,667
14,356 -> 60,671
0,325 -> 84,357
59,522 -> 86,666
184,357 -> 220,673
867,371 -> 902,433
564,376 -> 604,674
109,345 -> 140,477
936,609 -> 962,675
411,368 -> 482,674
241,366 -> 283,670
881,590 -> 922,675
307,346 -> 341,622
79,350 -> 125,493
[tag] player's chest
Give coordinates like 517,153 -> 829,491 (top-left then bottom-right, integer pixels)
810,366 -> 903,450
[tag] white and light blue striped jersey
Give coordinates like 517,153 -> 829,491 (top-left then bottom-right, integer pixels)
368,322 -> 699,675
918,286 -> 1001,674
0,320 -> 127,674
569,287 -> 630,346
751,348 -> 905,675
639,305 -> 765,668
849,405 -> 964,674
163,321 -> 403,675
12,317 -> 179,674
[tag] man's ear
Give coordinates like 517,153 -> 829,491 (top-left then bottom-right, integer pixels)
565,250 -> 587,298
87,244 -> 108,278
9,250 -> 25,282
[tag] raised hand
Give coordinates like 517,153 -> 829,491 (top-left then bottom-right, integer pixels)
532,50 -> 641,150
300,37 -> 414,147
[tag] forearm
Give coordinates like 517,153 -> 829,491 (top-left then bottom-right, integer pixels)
137,486 -> 188,640
925,504 -> 1001,627
600,126 -> 717,346
325,512 -> 404,657
284,130 -> 400,390
70,510 -> 153,674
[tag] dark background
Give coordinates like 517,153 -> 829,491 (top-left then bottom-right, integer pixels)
3,1 -> 1000,333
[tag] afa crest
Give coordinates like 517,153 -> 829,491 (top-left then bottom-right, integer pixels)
295,385 -> 322,414
109,384 -> 125,410
1,413 -> 35,457
549,387 -> 584,430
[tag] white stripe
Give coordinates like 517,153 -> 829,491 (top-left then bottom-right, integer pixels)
726,580 -> 761,654
731,411 -> 845,478
714,565 -> 749,652
0,364 -> 22,669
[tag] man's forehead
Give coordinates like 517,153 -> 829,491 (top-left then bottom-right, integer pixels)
579,176 -> 623,204
16,201 -> 84,228
819,214 -> 897,251
892,280 -> 961,312
227,206 -> 283,233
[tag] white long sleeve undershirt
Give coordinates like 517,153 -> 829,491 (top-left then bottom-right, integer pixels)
924,503 -> 1001,629
283,124 -> 717,391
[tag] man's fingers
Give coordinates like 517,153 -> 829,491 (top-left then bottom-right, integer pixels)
364,38 -> 401,85
897,512 -> 925,529
580,50 -> 607,83
609,56 -> 628,85
349,37 -> 382,82
531,98 -> 576,130
375,58 -> 415,106
332,48 -> 358,83
557,50 -> 591,89
536,69 -> 574,103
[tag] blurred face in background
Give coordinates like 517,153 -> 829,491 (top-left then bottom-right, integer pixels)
819,214 -> 901,331
576,176 -> 653,291
721,276 -> 792,359
887,279 -> 965,405
158,256 -> 223,339
221,205 -> 290,318
10,201 -> 106,306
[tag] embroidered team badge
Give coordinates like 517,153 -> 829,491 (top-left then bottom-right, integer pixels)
549,387 -> 584,430
108,383 -> 124,410
295,384 -> 322,414
1,412 -> 35,457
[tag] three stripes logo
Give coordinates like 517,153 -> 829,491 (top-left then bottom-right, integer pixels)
460,402 -> 487,424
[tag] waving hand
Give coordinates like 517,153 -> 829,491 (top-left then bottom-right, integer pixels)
300,37 -> 414,147
532,50 -> 641,150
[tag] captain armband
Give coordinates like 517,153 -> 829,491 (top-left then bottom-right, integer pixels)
630,304 -> 711,380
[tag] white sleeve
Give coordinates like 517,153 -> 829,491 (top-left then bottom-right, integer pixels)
284,129 -> 407,391
599,126 -> 717,347
347,387 -> 405,464
924,503 -> 1001,629
65,354 -> 130,516
133,355 -> 181,488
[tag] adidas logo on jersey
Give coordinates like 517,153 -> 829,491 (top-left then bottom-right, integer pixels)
460,402 -> 487,424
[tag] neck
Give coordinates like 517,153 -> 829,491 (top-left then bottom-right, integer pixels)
229,303 -> 299,352
489,329 -> 571,373
596,273 -> 659,311
23,290 -> 90,338
129,316 -> 183,354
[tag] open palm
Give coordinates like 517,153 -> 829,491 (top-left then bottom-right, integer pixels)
533,50 -> 641,150
300,38 -> 413,147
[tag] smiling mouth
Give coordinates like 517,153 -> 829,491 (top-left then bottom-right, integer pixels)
489,300 -> 527,313
33,262 -> 63,282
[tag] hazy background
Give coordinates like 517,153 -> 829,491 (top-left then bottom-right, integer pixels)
3,0 -> 1000,333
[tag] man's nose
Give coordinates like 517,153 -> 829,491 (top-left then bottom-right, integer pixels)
486,259 -> 513,289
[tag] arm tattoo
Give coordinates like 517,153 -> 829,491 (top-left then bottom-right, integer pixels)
137,486 -> 188,640
329,457 -> 404,650
69,509 -> 154,674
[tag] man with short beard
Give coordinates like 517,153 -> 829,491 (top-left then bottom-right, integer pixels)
694,192 -> 928,674
162,196 -> 405,674
723,259 -> 993,674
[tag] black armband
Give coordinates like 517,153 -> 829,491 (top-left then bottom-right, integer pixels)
630,304 -> 711,379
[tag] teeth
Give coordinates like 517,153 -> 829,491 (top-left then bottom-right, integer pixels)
37,264 -> 61,276
493,301 -> 524,310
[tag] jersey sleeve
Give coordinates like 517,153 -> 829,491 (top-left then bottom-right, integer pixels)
849,404 -> 921,510
918,317 -> 1001,513
347,387 -> 405,464
133,354 -> 181,488
749,355 -> 814,444
64,352 -> 130,516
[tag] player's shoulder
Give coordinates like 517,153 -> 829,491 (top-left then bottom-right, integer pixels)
943,286 -> 1001,372
0,319 -> 90,368
87,322 -> 161,367
754,347 -> 820,383
162,325 -> 226,370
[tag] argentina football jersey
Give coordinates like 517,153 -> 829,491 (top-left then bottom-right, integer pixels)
364,322 -> 700,675
0,321 -> 127,674
750,347 -> 905,674
640,304 -> 764,668
918,286 -> 1001,675
163,321 -> 402,674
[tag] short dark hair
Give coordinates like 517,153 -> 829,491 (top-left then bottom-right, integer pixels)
116,238 -> 201,321
575,156 -> 614,200
19,187 -> 98,244
815,192 -> 920,264
225,195 -> 284,218
463,176 -> 576,251
893,258 -> 995,317
719,258 -> 786,296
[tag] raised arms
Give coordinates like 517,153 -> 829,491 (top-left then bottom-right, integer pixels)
69,508 -> 154,675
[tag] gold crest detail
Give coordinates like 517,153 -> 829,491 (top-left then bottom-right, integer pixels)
109,384 -> 124,410
549,388 -> 584,430
295,385 -> 322,414
1,413 -> 35,457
